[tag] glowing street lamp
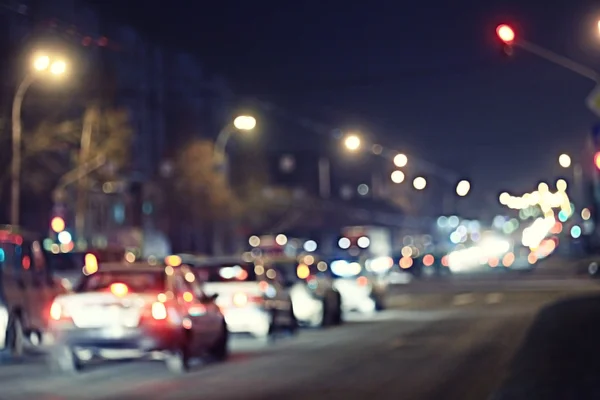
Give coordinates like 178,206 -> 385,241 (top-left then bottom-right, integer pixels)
344,134 -> 361,151
413,176 -> 427,190
456,180 -> 471,197
233,115 -> 256,131
11,52 -> 69,226
558,153 -> 571,168
393,153 -> 408,168
391,170 -> 405,184
496,24 -> 515,44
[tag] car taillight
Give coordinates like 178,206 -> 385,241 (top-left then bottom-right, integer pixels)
49,302 -> 70,321
357,276 -> 368,286
151,302 -> 167,320
110,282 -> 128,297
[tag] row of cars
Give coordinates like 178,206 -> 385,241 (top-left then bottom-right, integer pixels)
45,252 -> 388,373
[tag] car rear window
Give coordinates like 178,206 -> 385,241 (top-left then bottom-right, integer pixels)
196,263 -> 257,283
77,270 -> 165,293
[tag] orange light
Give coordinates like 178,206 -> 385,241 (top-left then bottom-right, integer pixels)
356,276 -> 368,286
527,253 -> 537,264
422,254 -> 434,267
50,217 -> 65,233
84,253 -> 98,275
489,257 -> 499,268
164,255 -> 182,267
183,291 -> 194,302
496,24 -> 515,43
297,263 -> 310,279
399,256 -> 413,269
258,281 -> 269,292
237,269 -> 248,280
502,252 -> 515,267
110,282 -> 128,297
594,152 -> 600,170
441,255 -> 449,267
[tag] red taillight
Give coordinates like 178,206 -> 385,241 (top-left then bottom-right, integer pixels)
49,302 -> 70,321
357,276 -> 368,286
151,302 -> 167,320
110,283 -> 128,297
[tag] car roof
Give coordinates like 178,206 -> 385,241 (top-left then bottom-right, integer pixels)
98,262 -> 169,273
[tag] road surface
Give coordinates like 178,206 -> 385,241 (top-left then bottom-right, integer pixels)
0,277 -> 598,400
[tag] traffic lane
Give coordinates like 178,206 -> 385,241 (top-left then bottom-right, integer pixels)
387,276 -> 600,295
0,317 -> 433,400
492,293 -> 600,399
0,290 -> 568,400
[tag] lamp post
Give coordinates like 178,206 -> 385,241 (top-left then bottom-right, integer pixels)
11,53 -> 67,226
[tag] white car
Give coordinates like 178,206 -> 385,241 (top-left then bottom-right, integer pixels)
330,260 -> 387,313
184,256 -> 297,339
47,262 -> 228,373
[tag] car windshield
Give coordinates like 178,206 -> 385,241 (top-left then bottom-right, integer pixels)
196,263 -> 257,283
77,270 -> 165,293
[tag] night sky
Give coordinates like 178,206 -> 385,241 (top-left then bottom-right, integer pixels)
96,0 -> 600,212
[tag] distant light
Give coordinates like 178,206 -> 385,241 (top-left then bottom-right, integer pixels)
413,177 -> 427,190
249,235 -> 260,247
57,231 -> 72,245
49,60 -> 66,75
357,236 -> 370,248
456,180 -> 471,197
275,234 -> 288,246
582,208 -> 591,221
393,153 -> 408,168
571,225 -> 582,239
50,216 -> 65,233
556,179 -> 567,192
303,240 -> 317,252
338,237 -> 351,249
499,192 -> 510,205
391,170 -> 405,184
558,154 -> 571,168
357,184 -> 369,195
344,135 -> 361,151
496,24 -> 515,43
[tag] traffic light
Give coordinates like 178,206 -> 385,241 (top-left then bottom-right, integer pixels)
496,24 -> 515,56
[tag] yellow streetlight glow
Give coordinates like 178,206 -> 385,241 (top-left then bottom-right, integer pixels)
50,60 -> 67,75
344,134 -> 361,151
413,176 -> 426,190
558,153 -> 571,168
233,115 -> 256,131
391,170 -> 405,184
393,153 -> 408,167
456,180 -> 471,197
499,192 -> 510,205
556,179 -> 567,192
33,55 -> 50,71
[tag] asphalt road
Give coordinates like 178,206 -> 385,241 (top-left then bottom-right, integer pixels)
0,277 -> 598,400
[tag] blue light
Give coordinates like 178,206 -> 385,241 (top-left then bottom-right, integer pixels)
558,211 -> 568,222
0,249 -> 4,262
571,225 -> 582,239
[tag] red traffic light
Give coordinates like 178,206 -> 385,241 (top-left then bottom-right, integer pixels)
594,152 -> 600,170
496,24 -> 515,44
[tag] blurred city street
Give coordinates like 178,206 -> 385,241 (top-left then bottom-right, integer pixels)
1,268 -> 598,400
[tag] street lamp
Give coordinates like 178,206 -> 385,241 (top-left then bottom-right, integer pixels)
393,153 -> 408,168
456,180 -> 471,197
214,115 -> 256,159
343,134 -> 361,151
413,176 -> 427,190
558,153 -> 571,168
391,170 -> 405,184
233,115 -> 256,131
11,53 -> 68,226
